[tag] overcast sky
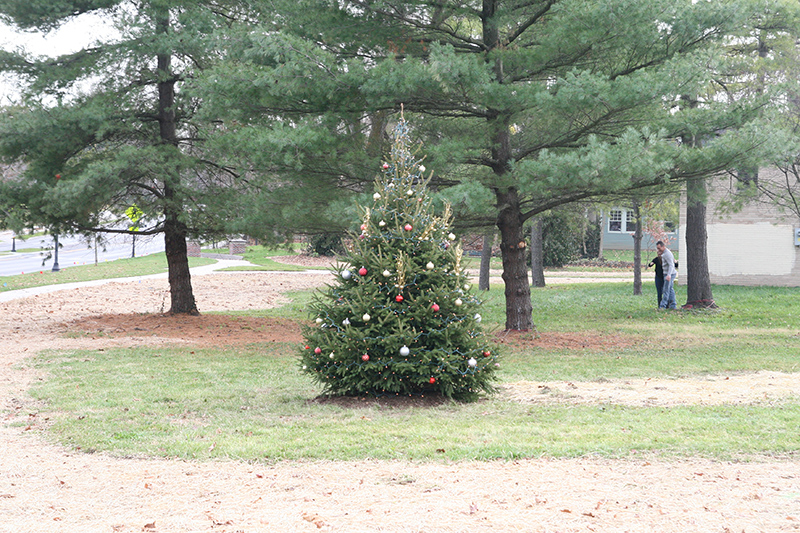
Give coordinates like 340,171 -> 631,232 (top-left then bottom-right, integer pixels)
0,13 -> 116,103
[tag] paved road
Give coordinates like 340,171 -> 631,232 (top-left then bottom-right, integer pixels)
0,230 -> 165,276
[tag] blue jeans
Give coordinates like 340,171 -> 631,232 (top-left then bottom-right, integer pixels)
660,277 -> 677,309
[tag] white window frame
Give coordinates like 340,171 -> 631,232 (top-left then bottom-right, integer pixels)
607,208 -> 637,233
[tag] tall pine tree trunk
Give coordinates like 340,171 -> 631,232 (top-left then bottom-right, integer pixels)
164,189 -> 198,315
479,230 -> 493,291
497,188 -> 534,330
531,218 -> 545,287
597,211 -> 605,260
632,200 -> 642,295
157,13 -> 197,315
685,175 -> 714,306
483,0 -> 533,330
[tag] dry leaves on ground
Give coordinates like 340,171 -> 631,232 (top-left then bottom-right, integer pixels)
0,268 -> 799,532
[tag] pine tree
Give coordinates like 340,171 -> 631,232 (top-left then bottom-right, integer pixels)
300,118 -> 498,401
0,2 -> 251,314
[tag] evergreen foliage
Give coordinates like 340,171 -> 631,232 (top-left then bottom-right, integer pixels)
306,233 -> 346,257
201,0 -> 777,330
0,1 -> 251,313
300,119 -> 498,401
540,210 -> 584,268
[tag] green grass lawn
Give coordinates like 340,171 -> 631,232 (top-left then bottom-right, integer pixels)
0,254 -> 216,293
461,249 -> 679,273
0,247 -> 40,254
23,281 -> 800,462
217,244 -> 332,272
0,244 -> 322,292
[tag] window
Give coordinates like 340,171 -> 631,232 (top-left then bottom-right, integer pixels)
608,209 -> 623,232
607,208 -> 638,233
626,210 -> 639,233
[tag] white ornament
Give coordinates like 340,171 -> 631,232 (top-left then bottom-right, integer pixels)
468,358 -> 477,367
329,352 -> 335,359
448,233 -> 456,241
407,189 -> 414,196
383,270 -> 391,277
302,365 -> 308,370
379,220 -> 386,227
373,192 -> 381,200
399,345 -> 410,356
426,262 -> 434,270
464,284 -> 471,290
474,313 -> 482,322
342,318 -> 350,326
315,317 -> 323,324
342,270 -> 352,280
455,298 -> 463,306
362,313 -> 371,322
419,165 -> 426,172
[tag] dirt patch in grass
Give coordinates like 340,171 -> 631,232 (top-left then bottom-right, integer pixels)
62,315 -> 638,353
270,254 -> 343,268
503,371 -> 800,407
48,294 -> 800,409
63,313 -> 305,346
494,329 -> 639,351
1,268 -> 800,532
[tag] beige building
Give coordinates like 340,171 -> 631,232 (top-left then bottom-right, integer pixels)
679,168 -> 800,287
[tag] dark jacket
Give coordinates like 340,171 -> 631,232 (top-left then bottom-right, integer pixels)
647,256 -> 678,277
647,256 -> 663,278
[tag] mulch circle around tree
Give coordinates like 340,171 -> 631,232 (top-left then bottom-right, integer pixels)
61,313 -> 305,346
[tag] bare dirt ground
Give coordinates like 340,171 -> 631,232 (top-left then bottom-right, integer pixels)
1,259 -> 799,532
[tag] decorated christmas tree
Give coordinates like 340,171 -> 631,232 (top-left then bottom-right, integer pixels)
300,117 -> 499,401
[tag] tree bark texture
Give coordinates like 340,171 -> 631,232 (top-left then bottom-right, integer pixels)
685,176 -> 714,305
479,230 -> 493,291
597,211 -> 605,260
482,0 -> 534,329
164,193 -> 198,315
632,200 -> 642,296
530,219 -> 545,288
157,13 -> 197,315
497,188 -> 534,330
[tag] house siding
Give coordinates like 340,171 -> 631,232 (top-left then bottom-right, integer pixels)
603,231 -> 679,251
679,170 -> 800,287
601,208 -> 679,251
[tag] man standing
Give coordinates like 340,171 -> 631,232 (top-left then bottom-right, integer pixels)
656,241 -> 678,309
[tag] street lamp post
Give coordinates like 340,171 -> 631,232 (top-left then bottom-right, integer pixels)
51,234 -> 60,272
11,236 -> 15,252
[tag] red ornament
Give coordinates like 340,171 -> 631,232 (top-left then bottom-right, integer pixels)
305,345 -> 310,350
55,174 -> 61,180
431,303 -> 440,312
360,224 -> 367,231
404,224 -> 413,231
358,267 -> 368,276
382,163 -> 389,169
362,354 -> 370,361
314,347 -> 322,354
395,294 -> 404,302
483,350 -> 491,357
429,377 -> 436,384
